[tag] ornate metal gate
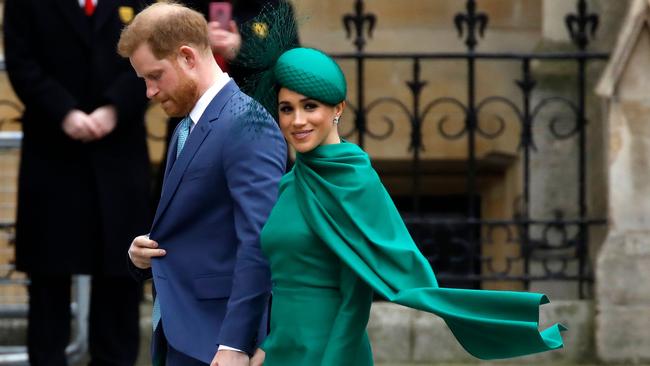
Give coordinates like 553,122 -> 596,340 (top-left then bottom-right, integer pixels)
332,0 -> 608,298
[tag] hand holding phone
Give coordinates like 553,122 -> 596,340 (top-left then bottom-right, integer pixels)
209,2 -> 232,30
207,2 -> 240,61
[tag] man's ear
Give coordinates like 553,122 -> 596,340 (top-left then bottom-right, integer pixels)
177,45 -> 197,69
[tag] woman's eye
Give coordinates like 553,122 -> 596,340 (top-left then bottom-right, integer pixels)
279,106 -> 293,113
304,103 -> 318,110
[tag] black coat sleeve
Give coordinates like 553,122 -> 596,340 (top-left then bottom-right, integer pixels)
3,0 -> 78,125
127,254 -> 153,282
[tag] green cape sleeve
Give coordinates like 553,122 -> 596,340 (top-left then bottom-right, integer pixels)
320,264 -> 374,365
293,142 -> 566,360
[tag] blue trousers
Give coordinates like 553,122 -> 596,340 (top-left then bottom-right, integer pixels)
153,322 -> 209,366
167,343 -> 209,366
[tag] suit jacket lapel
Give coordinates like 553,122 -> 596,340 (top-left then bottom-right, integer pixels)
151,81 -> 240,231
93,0 -> 116,32
55,0 -> 91,46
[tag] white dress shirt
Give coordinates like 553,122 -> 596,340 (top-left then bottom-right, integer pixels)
78,0 -> 97,7
188,72 -> 231,131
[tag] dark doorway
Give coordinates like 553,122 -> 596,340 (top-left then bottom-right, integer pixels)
393,195 -> 481,289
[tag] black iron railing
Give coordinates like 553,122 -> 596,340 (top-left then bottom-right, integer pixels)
332,0 -> 608,298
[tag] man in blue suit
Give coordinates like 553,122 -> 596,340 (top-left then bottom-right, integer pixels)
117,3 -> 286,365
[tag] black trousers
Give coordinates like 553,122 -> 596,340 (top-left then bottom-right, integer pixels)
27,274 -> 142,366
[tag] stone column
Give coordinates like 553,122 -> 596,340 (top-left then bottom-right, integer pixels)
596,0 -> 650,362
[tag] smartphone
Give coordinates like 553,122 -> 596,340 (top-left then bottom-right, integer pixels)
209,2 -> 232,30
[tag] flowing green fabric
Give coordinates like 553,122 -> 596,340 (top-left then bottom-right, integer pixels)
288,141 -> 566,360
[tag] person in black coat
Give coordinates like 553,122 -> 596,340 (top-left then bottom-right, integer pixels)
3,1 -> 153,365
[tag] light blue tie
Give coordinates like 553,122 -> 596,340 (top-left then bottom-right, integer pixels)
152,116 -> 193,331
175,116 -> 193,159
152,295 -> 161,331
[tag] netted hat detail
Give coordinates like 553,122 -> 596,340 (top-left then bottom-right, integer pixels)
235,4 -> 346,117
234,0 -> 299,118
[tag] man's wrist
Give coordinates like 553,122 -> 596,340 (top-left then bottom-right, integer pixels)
218,344 -> 245,353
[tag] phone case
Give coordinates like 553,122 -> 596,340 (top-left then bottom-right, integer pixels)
209,2 -> 232,29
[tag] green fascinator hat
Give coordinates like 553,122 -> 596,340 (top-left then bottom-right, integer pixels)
274,48 -> 347,106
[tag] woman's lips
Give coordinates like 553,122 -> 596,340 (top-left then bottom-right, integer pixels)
292,130 -> 313,140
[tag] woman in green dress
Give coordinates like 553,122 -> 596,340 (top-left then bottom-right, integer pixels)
250,47 -> 565,366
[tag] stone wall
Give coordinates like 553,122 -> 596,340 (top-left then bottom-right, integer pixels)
526,0 -> 629,300
595,0 -> 650,363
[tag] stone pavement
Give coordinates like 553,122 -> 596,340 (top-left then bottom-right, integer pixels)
57,302 -> 643,366
124,303 -> 636,366
68,303 -> 638,366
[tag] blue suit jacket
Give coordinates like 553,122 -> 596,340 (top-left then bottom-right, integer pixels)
148,80 -> 286,362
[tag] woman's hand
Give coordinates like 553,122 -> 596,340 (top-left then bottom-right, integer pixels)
249,348 -> 265,366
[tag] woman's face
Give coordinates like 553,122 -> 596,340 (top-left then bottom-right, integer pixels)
277,88 -> 344,153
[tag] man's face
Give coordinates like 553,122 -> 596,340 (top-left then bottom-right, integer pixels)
130,43 -> 198,117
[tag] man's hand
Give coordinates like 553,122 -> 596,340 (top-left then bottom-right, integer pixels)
210,349 -> 249,366
128,235 -> 166,269
88,105 -> 117,139
62,109 -> 101,142
207,20 -> 241,61
249,348 -> 265,366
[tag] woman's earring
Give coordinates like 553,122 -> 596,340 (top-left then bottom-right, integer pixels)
333,116 -> 340,124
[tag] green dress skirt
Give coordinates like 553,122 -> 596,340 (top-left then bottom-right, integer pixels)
260,141 -> 565,366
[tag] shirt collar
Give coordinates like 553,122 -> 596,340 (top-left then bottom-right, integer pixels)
189,72 -> 231,126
